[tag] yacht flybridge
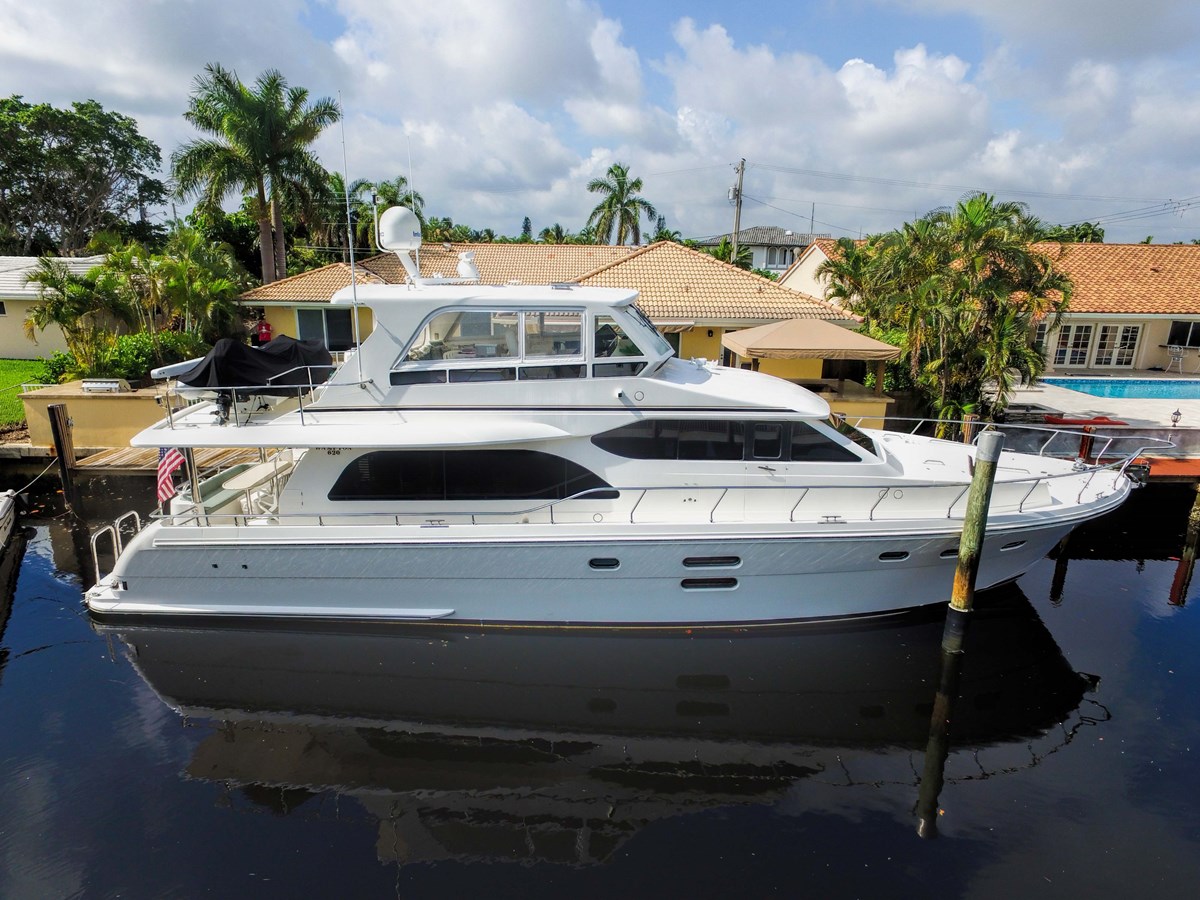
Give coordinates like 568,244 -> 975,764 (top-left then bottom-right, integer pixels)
85,209 -> 1145,628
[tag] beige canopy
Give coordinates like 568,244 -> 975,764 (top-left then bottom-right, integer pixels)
721,318 -> 901,361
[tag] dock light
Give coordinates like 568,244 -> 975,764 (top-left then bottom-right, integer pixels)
1172,409 -> 1182,427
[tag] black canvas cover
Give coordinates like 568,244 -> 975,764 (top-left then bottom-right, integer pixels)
175,336 -> 334,395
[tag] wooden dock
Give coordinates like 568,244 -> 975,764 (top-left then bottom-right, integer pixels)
75,447 -> 263,473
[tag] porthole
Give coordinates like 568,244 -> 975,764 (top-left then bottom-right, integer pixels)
1001,540 -> 1027,551
939,548 -> 959,559
682,556 -> 741,568
681,577 -> 738,590
589,558 -> 620,570
879,550 -> 910,562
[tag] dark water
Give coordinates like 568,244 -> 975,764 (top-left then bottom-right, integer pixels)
1,469 -> 1199,898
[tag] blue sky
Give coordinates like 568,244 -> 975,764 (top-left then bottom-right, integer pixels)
3,0 -> 1200,243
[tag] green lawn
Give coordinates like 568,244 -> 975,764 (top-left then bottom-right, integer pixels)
0,359 -> 46,425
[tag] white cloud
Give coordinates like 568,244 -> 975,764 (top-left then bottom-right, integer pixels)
3,0 -> 1200,241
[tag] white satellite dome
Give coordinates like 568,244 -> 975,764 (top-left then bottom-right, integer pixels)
377,206 -> 422,252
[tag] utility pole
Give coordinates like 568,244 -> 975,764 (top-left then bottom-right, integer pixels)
730,158 -> 745,259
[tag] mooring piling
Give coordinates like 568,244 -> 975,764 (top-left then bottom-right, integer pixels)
47,402 -> 83,517
916,643 -> 966,838
1169,483 -> 1200,606
943,430 -> 1005,653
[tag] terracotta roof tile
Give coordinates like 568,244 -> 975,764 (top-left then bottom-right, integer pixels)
1033,242 -> 1200,315
237,241 -> 853,323
579,241 -> 851,322
361,244 -> 637,285
238,263 -> 385,302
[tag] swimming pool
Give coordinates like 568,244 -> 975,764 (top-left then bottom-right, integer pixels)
1042,377 -> 1200,399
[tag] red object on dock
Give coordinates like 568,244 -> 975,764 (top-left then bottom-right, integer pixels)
1043,414 -> 1128,426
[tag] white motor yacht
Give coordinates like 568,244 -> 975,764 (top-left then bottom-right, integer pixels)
85,209 -> 1145,628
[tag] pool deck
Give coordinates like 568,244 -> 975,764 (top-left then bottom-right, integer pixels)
1009,373 -> 1200,478
1011,372 -> 1200,428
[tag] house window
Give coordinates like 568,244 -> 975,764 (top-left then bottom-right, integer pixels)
1053,324 -> 1093,367
1167,321 -> 1200,348
0,301 -> 6,316
765,247 -> 793,268
1093,325 -> 1140,368
297,308 -> 355,352
1032,322 -> 1048,350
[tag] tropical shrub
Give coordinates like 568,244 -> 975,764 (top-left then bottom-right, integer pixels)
35,331 -> 209,384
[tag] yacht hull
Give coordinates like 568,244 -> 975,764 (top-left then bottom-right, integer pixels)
86,513 -> 1099,628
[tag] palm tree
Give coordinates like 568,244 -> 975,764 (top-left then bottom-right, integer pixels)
818,193 -> 1073,421
23,257 -> 134,376
538,223 -> 570,244
649,216 -> 681,243
314,171 -> 372,262
172,63 -> 340,284
157,226 -> 249,341
703,237 -> 753,269
586,163 -> 657,245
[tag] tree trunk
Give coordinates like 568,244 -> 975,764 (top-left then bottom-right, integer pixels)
272,197 -> 287,282
255,181 -> 275,283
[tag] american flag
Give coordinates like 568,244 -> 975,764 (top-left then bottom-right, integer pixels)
157,447 -> 185,502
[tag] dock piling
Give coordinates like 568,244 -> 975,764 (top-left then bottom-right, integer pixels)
47,402 -> 83,517
944,430 -> 1005,653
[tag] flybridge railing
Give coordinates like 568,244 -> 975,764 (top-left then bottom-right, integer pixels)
159,365 -> 373,429
152,446 -> 1151,531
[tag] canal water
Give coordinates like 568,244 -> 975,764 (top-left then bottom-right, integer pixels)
1,469 -> 1199,897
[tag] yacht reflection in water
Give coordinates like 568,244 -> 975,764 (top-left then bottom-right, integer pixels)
100,587 -> 1095,866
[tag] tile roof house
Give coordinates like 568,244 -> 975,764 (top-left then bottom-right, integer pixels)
578,240 -> 849,325
693,225 -> 831,273
0,255 -> 105,359
779,239 -> 1200,375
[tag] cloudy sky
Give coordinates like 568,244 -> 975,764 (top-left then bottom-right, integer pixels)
3,0 -> 1200,243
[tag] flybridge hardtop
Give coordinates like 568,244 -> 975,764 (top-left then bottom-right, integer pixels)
84,205 -> 1148,629
130,276 -> 830,449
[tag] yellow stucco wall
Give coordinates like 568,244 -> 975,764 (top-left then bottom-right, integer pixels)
0,299 -> 70,359
827,398 -> 890,430
258,305 -> 374,343
759,358 -> 824,380
21,384 -> 166,449
678,328 -> 724,360
677,328 -> 823,379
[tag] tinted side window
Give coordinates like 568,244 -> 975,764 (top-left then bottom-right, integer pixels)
329,450 -> 614,501
591,420 -> 679,459
594,420 -> 747,460
678,421 -> 744,460
790,422 -> 862,462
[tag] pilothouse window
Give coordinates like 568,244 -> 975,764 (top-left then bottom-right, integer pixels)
593,419 -> 869,463
407,310 -> 520,361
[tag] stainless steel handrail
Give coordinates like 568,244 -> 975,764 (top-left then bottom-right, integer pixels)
153,450 -> 1141,531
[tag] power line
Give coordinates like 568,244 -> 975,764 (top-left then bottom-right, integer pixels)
741,194 -> 859,237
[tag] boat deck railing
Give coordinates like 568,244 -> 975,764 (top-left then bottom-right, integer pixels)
149,445 -> 1152,532
159,364 -> 374,429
